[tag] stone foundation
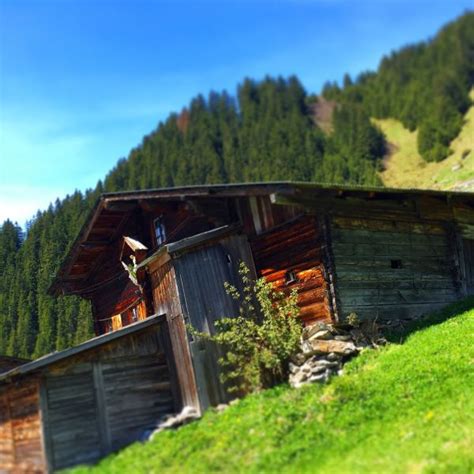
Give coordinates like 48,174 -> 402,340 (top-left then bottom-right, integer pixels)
289,321 -> 385,388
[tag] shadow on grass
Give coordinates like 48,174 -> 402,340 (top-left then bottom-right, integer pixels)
384,295 -> 474,343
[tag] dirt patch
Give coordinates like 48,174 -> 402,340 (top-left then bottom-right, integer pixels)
309,97 -> 337,133
381,141 -> 399,171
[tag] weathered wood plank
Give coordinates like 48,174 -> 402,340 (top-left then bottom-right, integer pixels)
332,217 -> 458,322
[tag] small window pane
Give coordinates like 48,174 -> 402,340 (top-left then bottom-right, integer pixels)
154,216 -> 166,246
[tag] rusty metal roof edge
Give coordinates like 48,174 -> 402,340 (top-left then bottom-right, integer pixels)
0,313 -> 166,384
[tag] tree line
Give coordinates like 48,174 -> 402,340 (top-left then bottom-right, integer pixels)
323,11 -> 474,162
1,12 -> 472,359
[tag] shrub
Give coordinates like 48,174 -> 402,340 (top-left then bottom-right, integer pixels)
190,262 -> 302,394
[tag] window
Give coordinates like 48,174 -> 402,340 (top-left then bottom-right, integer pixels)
285,270 -> 298,285
154,216 -> 166,246
120,305 -> 139,327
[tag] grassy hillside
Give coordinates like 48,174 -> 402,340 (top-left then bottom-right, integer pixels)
376,89 -> 474,190
71,298 -> 474,474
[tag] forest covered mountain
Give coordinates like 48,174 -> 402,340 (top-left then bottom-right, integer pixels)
1,12 -> 473,358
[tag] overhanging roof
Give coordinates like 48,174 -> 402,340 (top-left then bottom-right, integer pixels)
48,181 -> 474,296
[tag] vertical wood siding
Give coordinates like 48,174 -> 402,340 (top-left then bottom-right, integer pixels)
250,216 -> 332,325
149,262 -> 199,410
0,378 -> 45,473
174,237 -> 252,409
179,234 -> 257,409
45,364 -> 101,469
38,327 -> 175,471
331,217 -> 461,321
462,239 -> 474,294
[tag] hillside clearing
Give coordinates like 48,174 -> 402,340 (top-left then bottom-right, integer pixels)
71,298 -> 474,474
376,89 -> 474,191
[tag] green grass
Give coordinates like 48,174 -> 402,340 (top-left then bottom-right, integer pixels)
71,299 -> 474,474
375,89 -> 474,190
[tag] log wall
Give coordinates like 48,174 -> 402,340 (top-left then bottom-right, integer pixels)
250,216 -> 332,325
0,377 -> 45,473
331,216 -> 461,322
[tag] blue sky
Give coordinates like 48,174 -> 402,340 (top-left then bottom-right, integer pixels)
0,0 -> 472,226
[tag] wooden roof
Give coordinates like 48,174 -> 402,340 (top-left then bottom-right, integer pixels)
49,181 -> 474,296
0,314 -> 165,384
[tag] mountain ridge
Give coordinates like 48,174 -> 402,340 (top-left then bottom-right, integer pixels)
0,12 -> 473,359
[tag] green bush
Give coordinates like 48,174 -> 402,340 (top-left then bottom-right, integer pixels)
190,262 -> 302,394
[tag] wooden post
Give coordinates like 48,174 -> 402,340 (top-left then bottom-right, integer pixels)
450,225 -> 468,297
39,380 -> 54,473
93,362 -> 112,455
159,320 -> 183,413
318,215 -> 340,322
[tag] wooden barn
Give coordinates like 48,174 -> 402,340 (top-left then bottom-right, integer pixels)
2,182 -> 473,472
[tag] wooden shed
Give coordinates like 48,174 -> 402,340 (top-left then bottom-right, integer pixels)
0,315 -> 178,473
141,224 -> 256,410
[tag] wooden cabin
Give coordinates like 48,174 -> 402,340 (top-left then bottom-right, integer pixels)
0,315 -> 177,472
49,182 -> 474,325
2,182 -> 472,472
48,182 -> 474,409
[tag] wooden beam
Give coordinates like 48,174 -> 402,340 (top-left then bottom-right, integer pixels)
93,362 -> 112,456
82,212 -> 133,282
39,380 -> 54,473
319,216 -> 340,323
79,241 -> 110,249
103,200 -> 138,212
271,193 -> 419,220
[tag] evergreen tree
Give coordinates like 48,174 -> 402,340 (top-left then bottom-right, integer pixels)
328,12 -> 474,162
2,12 -> 472,358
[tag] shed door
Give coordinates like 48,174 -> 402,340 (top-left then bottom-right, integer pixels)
174,234 -> 256,410
43,363 -> 103,470
100,352 -> 174,451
